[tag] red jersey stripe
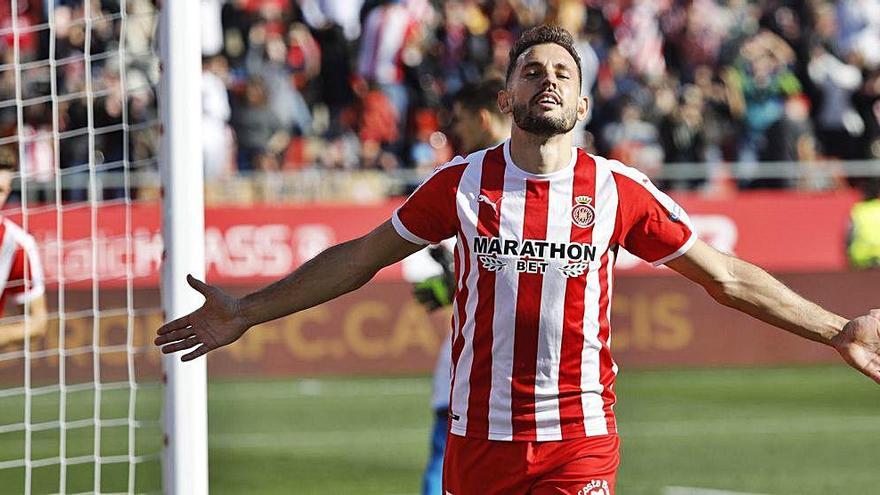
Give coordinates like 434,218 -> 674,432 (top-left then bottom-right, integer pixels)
510,179 -> 550,439
557,151 -> 596,439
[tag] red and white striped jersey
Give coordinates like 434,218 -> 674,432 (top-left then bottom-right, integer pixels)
0,218 -> 45,316
392,141 -> 695,441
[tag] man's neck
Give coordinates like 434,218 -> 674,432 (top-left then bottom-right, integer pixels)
508,127 -> 573,175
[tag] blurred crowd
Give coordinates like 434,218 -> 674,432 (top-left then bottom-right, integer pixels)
202,0 -> 880,190
0,0 -> 159,200
3,0 -> 880,194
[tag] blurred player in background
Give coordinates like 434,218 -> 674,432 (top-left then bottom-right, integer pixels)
847,179 -> 880,269
0,151 -> 48,347
412,78 -> 510,495
157,26 -> 880,494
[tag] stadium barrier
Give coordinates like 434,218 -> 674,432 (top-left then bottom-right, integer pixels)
2,189 -> 876,382
4,188 -> 862,287
11,157 -> 880,204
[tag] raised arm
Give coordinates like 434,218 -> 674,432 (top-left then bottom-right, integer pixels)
666,239 -> 880,383
155,220 -> 424,361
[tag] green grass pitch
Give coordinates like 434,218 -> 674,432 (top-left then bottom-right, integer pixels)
1,364 -> 877,494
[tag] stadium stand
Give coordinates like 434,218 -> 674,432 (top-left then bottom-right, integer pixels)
2,0 -> 880,201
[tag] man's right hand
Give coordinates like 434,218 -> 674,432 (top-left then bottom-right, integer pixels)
154,275 -> 251,361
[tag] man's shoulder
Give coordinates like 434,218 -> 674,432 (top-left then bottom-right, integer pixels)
580,152 -> 646,183
430,144 -> 500,178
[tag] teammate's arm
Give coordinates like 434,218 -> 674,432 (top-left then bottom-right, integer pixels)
667,239 -> 880,383
155,220 -> 424,361
0,293 -> 48,347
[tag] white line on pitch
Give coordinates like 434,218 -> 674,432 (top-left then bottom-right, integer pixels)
664,486 -> 768,495
210,427 -> 429,450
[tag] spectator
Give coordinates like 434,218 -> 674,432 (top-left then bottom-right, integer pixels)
602,99 -> 664,179
357,0 -> 422,133
245,22 -> 313,136
203,55 -> 234,179
724,30 -> 802,187
232,77 -> 289,172
659,85 -> 709,188
808,44 -> 864,160
847,179 -> 880,269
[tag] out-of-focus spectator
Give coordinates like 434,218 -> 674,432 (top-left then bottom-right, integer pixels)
857,68 -> 880,159
356,0 -> 423,129
245,22 -> 313,136
659,85 -> 710,189
203,55 -> 234,179
808,44 -> 864,160
847,179 -> 880,269
300,0 -> 365,41
835,0 -> 880,70
357,85 -> 400,170
602,99 -> 664,178
202,0 -> 226,56
0,1 -> 41,61
232,77 -> 289,172
20,105 -> 55,202
724,30 -> 802,187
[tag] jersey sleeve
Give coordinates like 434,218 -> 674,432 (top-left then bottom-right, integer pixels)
392,160 -> 465,245
7,233 -> 45,304
613,169 -> 697,266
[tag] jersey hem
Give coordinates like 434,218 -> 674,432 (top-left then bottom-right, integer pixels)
651,232 -> 697,266
448,425 -> 618,441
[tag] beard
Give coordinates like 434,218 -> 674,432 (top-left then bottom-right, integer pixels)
512,99 -> 578,137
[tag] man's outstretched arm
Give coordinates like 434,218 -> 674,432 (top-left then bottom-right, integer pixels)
155,220 -> 424,361
667,239 -> 880,384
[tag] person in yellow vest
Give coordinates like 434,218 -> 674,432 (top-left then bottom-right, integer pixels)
847,180 -> 880,269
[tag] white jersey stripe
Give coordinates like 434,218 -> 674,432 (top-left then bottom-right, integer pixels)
581,157 -> 617,435
532,168 -> 574,441
0,222 -> 20,295
449,150 -> 487,436
486,169 -> 526,440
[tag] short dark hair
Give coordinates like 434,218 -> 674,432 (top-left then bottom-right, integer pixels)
506,25 -> 582,87
453,78 -> 506,116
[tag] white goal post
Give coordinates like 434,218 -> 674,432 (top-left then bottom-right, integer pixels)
158,0 -> 208,494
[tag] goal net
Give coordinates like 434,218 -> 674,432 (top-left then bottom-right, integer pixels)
0,1 -> 165,493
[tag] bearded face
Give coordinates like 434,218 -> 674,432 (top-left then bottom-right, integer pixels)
503,43 -> 585,138
511,91 -> 579,137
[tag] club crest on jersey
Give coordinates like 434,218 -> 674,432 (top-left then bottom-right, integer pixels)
571,195 -> 596,228
577,480 -> 610,495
